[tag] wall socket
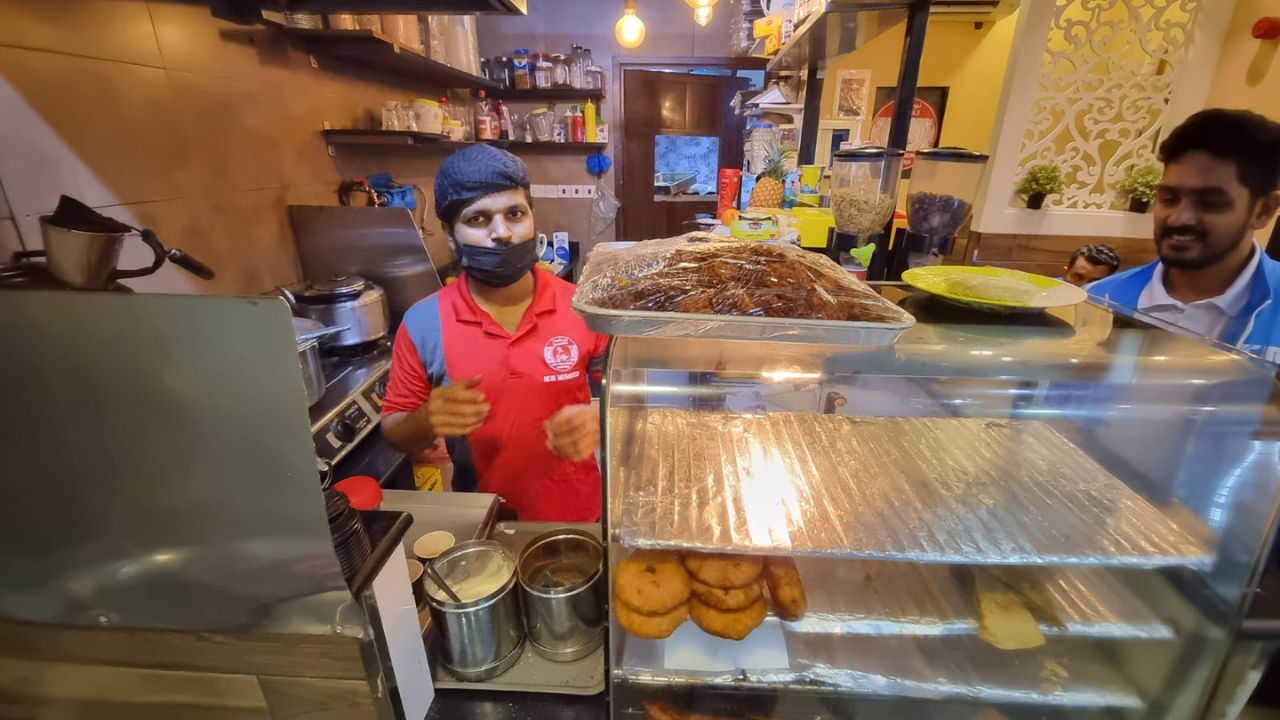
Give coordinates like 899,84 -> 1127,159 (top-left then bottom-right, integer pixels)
529,184 -> 594,199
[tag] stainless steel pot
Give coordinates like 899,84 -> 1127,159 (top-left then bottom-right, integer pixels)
281,276 -> 389,347
292,317 -> 327,407
425,540 -> 524,681
516,528 -> 605,662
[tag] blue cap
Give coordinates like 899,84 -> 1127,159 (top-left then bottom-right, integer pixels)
433,144 -> 531,225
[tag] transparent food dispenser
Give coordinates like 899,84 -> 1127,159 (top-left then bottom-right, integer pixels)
829,146 -> 903,277
903,147 -> 989,267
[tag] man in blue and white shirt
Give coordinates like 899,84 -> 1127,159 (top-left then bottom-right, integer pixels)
1089,109 -> 1280,362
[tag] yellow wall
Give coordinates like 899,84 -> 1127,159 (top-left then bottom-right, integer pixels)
1207,0 -> 1280,241
820,10 -> 1020,153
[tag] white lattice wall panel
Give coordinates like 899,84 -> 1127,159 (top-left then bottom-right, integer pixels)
972,0 -> 1233,238
1014,0 -> 1199,210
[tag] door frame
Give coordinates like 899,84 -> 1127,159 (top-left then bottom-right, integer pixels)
612,56 -> 768,239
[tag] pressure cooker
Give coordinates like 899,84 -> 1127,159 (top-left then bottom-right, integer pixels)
281,275 -> 389,347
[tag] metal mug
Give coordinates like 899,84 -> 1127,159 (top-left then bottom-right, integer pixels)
39,218 -> 165,290
516,528 -> 605,662
425,540 -> 524,681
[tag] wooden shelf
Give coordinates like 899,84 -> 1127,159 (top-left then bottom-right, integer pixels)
488,88 -> 605,102
322,130 -> 606,152
282,28 -> 497,91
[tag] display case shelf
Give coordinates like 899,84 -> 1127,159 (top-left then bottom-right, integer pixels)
282,28 -> 497,91
784,559 -> 1175,640
609,408 -> 1214,568
617,631 -> 1144,709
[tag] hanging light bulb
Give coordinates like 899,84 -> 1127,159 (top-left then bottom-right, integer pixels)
615,0 -> 646,49
693,5 -> 713,26
684,0 -> 718,7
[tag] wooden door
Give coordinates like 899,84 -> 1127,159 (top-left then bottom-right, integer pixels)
619,70 -> 749,241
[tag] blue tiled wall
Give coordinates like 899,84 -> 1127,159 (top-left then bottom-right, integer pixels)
654,135 -> 720,191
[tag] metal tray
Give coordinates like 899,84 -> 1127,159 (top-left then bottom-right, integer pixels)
428,521 -> 605,696
610,409 -> 1214,567
574,298 -> 915,346
655,172 -> 697,195
786,558 -> 1174,640
618,631 -> 1143,709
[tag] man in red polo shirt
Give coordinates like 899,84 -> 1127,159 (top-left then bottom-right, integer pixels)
381,145 -> 607,521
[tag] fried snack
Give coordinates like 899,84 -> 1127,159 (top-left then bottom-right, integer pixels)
575,234 -> 909,324
616,599 -> 688,640
615,550 -> 691,615
762,557 -> 807,621
691,577 -> 763,611
689,596 -> 767,641
986,567 -> 1066,630
683,553 -> 763,589
974,568 -> 1045,650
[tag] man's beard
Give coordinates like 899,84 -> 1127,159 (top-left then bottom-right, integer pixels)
1157,220 -> 1252,270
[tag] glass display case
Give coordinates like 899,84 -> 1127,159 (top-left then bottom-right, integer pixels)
600,288 -> 1280,719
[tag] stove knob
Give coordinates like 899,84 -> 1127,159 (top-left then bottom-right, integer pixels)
331,418 -> 357,443
373,377 -> 388,398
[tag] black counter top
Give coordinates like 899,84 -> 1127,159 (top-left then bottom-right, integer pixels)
427,688 -> 607,719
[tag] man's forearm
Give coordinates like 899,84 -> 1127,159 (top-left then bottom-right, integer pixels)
382,406 -> 437,455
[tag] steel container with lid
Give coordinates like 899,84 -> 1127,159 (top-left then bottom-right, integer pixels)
281,275 -> 389,348
517,528 -> 605,662
904,147 -> 990,267
425,540 -> 525,681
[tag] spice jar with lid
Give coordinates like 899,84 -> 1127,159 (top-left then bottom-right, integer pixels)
550,53 -> 572,88
534,53 -> 553,89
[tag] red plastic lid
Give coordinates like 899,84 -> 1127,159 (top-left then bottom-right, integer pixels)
1254,17 -> 1280,39
335,476 -> 382,510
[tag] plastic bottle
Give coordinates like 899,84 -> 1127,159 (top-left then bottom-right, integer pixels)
438,95 -> 452,123
494,99 -> 510,141
474,89 -> 495,141
557,106 -> 571,143
573,105 -> 586,143
584,98 -> 597,143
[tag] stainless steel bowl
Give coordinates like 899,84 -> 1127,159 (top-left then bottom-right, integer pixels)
516,528 -> 605,662
425,540 -> 524,681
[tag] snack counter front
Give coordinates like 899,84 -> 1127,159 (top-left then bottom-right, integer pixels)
596,288 -> 1280,720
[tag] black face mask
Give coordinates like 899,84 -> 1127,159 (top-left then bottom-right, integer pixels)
457,240 -> 538,287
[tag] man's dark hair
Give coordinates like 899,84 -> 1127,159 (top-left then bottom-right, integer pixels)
1069,244 -> 1120,274
1158,109 -> 1280,199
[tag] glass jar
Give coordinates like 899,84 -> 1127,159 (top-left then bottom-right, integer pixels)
511,48 -> 532,90
568,44 -> 584,89
550,53 -> 572,88
491,56 -> 513,89
534,53 -> 553,89
584,65 -> 604,91
829,145 -> 903,242
904,147 -> 990,267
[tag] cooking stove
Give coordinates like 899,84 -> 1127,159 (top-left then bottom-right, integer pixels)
308,338 -> 391,471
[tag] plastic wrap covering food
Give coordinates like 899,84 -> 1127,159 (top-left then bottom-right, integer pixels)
573,233 -> 915,344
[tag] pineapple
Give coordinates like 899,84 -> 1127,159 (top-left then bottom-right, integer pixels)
748,139 -> 794,209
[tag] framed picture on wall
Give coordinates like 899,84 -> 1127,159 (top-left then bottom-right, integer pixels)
868,86 -> 950,175
829,69 -> 872,119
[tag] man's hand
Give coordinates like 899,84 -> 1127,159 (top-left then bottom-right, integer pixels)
544,404 -> 600,462
420,377 -> 490,438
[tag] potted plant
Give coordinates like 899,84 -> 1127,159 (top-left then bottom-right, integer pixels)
1118,163 -> 1161,213
1016,162 -> 1065,210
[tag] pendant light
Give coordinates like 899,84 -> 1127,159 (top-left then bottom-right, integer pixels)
693,5 -> 713,25
615,0 -> 646,49
684,0 -> 718,6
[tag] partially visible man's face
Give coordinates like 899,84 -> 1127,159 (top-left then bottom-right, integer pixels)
1064,257 -> 1112,287
1153,151 -> 1272,270
446,188 -> 535,249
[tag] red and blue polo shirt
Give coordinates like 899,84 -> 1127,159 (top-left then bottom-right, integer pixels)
382,267 -> 608,522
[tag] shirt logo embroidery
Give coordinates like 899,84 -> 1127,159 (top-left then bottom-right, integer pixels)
543,335 -> 580,373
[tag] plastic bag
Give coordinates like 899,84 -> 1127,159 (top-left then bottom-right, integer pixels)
574,232 -> 912,324
589,176 -> 621,243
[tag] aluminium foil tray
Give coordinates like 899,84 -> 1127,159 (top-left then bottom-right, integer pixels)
575,299 -> 915,346
610,409 -> 1213,568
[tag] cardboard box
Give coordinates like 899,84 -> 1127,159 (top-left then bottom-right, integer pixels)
764,28 -> 783,55
753,14 -> 786,39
